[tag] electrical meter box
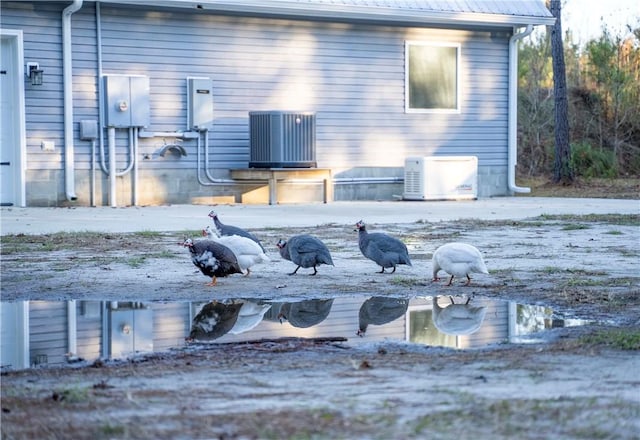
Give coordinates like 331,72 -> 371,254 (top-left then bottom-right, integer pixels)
103,74 -> 150,128
109,303 -> 153,358
187,77 -> 213,130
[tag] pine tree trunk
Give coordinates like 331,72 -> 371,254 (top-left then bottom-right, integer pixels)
549,0 -> 574,184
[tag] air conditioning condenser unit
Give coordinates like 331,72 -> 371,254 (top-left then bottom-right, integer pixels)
403,156 -> 478,200
249,111 -> 316,168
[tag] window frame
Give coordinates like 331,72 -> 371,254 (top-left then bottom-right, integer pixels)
404,41 -> 462,114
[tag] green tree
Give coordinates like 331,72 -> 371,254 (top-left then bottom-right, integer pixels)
518,35 -> 554,176
584,27 -> 640,173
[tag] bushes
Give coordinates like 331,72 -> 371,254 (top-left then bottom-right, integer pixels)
517,22 -> 640,179
570,142 -> 617,178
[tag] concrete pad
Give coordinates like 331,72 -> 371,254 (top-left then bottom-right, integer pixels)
1,198 -> 638,235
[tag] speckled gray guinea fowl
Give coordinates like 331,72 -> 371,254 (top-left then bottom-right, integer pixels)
182,238 -> 243,286
357,297 -> 409,336
208,210 -> 265,251
277,234 -> 334,275
355,220 -> 412,273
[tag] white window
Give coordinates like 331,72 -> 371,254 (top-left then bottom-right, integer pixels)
405,41 -> 461,113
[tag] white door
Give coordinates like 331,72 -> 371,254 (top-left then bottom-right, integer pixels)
0,30 -> 26,207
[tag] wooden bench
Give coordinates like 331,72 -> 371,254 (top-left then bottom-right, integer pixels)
230,168 -> 333,205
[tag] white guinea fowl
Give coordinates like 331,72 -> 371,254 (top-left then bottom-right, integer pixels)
203,226 -> 270,276
432,296 -> 487,335
229,301 -> 272,335
432,242 -> 488,286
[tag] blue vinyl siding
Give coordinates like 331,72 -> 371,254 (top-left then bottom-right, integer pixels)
3,1 -> 512,203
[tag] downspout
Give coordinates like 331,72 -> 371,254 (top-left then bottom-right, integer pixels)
507,24 -> 533,194
62,0 -> 83,201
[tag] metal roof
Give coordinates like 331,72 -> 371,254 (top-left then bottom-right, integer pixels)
103,0 -> 556,27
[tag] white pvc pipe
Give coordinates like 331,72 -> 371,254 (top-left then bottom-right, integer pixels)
197,129 -> 239,185
90,139 -> 96,206
132,127 -> 138,206
62,0 -> 83,201
507,25 -> 533,194
108,127 -> 117,207
67,300 -> 77,356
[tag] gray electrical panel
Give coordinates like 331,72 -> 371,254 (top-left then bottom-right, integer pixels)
103,74 -> 150,128
187,77 -> 213,130
109,303 -> 153,358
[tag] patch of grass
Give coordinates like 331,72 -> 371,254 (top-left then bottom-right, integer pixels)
412,395 -> 636,438
604,230 -> 624,235
132,230 -> 163,238
97,424 -> 126,436
51,386 -> 90,404
389,276 -> 424,287
179,229 -> 205,239
149,250 -> 178,259
537,213 -> 639,226
539,266 -> 563,274
578,328 -> 640,350
563,277 -> 607,287
561,223 -> 590,231
538,268 -> 607,277
125,256 -> 146,268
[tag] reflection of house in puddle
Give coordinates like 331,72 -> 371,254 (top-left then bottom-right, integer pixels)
0,296 -> 585,370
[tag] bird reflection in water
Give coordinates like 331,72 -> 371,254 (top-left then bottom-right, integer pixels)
188,300 -> 271,341
432,295 -> 487,335
271,299 -> 334,328
357,297 -> 409,337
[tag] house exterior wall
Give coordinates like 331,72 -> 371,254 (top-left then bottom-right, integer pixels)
29,301 -> 68,367
3,2 -> 512,206
11,297 -> 512,368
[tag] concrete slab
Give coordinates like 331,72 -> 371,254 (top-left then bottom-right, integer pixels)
1,198 -> 638,235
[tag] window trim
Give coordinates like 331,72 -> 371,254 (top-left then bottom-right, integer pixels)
405,41 -> 462,114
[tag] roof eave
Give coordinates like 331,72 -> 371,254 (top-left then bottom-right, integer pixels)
97,1 -> 556,28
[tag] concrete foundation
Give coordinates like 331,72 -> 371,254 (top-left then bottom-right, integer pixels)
25,166 -> 510,207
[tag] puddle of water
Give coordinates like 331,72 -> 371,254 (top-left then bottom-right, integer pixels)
0,295 -> 591,370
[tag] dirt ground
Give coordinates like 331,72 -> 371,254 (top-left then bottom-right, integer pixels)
1,212 -> 640,439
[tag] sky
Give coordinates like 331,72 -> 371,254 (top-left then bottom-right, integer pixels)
558,0 -> 639,45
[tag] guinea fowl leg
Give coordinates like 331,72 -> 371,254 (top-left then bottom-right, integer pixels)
244,268 -> 251,277
378,267 -> 386,273
390,266 -> 397,274
465,275 -> 472,286
310,266 -> 318,276
206,276 -> 218,286
288,265 -> 301,276
445,275 -> 454,286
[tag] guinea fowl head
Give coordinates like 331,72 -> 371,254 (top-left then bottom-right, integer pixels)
182,238 -> 194,248
355,220 -> 366,232
276,239 -> 287,249
207,210 -> 218,220
202,226 -> 216,238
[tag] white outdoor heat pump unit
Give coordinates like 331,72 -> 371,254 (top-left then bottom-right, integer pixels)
403,156 -> 478,200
